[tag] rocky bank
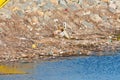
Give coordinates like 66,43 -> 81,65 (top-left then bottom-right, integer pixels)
0,0 -> 120,62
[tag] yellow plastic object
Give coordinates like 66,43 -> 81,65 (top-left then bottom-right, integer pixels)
0,65 -> 26,75
32,44 -> 37,49
0,0 -> 9,9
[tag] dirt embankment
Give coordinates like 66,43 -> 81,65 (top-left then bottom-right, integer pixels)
0,0 -> 120,62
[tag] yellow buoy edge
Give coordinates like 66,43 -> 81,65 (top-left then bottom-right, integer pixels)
0,0 -> 9,9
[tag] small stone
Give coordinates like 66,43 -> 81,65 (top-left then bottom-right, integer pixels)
81,20 -> 94,28
108,1 -> 117,13
115,1 -> 120,13
90,14 -> 103,23
109,3 -> 116,9
31,16 -> 39,25
48,50 -> 54,55
27,25 -> 33,31
50,0 -> 58,5
37,10 -> 44,17
78,0 -> 83,5
15,10 -> 24,17
21,54 -> 28,58
44,11 -> 52,21
53,53 -> 59,57
83,11 -> 91,15
40,53 -> 46,56
85,0 -> 96,6
58,0 -> 67,7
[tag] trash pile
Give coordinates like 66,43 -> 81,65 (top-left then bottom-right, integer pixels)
0,0 -> 120,62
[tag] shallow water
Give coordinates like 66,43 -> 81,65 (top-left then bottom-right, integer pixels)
0,51 -> 120,80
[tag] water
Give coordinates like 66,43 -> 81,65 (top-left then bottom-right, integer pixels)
0,52 -> 120,80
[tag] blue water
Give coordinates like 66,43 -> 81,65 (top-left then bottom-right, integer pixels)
0,52 -> 120,80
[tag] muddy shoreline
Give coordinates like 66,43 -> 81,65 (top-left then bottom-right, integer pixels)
0,39 -> 120,63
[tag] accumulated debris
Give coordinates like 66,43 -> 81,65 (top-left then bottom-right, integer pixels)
0,0 -> 120,62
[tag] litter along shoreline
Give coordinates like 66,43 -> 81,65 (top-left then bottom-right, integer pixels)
0,40 -> 120,63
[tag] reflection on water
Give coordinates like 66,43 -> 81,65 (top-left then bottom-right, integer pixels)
0,65 -> 26,74
0,63 -> 36,80
0,51 -> 120,80
0,63 -> 36,75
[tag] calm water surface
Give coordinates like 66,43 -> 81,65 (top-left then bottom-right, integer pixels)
0,51 -> 120,80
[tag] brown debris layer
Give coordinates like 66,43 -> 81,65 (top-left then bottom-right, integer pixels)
0,7 -> 120,62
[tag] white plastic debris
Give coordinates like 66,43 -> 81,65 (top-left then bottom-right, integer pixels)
54,19 -> 59,22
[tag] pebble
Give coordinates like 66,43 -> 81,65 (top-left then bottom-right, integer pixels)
109,1 -> 117,13
58,0 -> 67,7
31,16 -> 39,25
20,53 -> 28,58
90,14 -> 103,23
81,20 -> 94,28
37,10 -> 44,17
15,10 -> 24,17
43,11 -> 52,21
